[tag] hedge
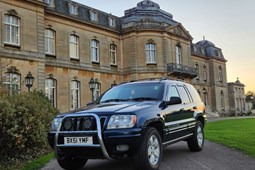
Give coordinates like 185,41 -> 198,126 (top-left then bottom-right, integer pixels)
0,90 -> 58,167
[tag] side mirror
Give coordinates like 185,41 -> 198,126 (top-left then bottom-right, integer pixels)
165,96 -> 182,106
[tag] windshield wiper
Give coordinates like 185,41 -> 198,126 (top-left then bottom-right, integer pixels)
100,99 -> 129,103
130,97 -> 158,101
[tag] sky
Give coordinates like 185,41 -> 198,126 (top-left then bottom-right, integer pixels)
74,0 -> 255,93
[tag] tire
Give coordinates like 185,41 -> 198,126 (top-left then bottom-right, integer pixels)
187,121 -> 204,152
57,157 -> 87,170
134,127 -> 162,170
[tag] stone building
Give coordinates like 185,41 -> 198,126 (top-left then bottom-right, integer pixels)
0,0 -> 230,115
228,78 -> 247,115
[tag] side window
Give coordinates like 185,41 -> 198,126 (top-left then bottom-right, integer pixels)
166,85 -> 179,101
176,85 -> 191,104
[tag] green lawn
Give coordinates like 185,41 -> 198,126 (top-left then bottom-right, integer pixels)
205,118 -> 255,158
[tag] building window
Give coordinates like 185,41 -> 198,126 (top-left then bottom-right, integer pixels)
90,11 -> 98,21
176,45 -> 182,65
4,15 -> 20,46
69,34 -> 79,59
3,73 -> 20,94
108,17 -> 116,27
93,81 -> 101,100
68,3 -> 78,15
195,63 -> 199,80
193,46 -> 197,52
45,29 -> 55,55
110,44 -> 117,65
218,66 -> 223,82
44,0 -> 54,7
202,65 -> 207,81
45,79 -> 57,107
91,39 -> 99,63
202,88 -> 208,105
146,43 -> 156,64
201,48 -> 205,55
220,90 -> 224,109
70,80 -> 80,110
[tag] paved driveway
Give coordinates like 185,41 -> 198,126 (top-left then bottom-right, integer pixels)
41,140 -> 255,170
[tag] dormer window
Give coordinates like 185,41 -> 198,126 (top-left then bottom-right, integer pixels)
90,11 -> 98,22
68,3 -> 78,15
215,50 -> 219,57
108,17 -> 116,27
44,0 -> 54,7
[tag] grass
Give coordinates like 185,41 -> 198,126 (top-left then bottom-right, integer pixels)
20,152 -> 54,170
205,118 -> 255,158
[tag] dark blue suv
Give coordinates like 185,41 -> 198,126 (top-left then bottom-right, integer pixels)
48,78 -> 206,170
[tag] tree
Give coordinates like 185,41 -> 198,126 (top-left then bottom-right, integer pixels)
246,91 -> 255,109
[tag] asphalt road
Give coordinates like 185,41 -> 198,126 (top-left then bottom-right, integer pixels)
41,140 -> 255,170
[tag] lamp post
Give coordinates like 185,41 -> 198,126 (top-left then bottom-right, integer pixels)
111,80 -> 117,87
89,78 -> 100,101
25,71 -> 34,92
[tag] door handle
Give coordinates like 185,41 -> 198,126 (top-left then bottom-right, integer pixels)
193,106 -> 197,109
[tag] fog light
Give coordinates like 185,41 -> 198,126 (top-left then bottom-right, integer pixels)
116,145 -> 129,152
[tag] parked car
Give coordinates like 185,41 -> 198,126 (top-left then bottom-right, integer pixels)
48,78 -> 207,170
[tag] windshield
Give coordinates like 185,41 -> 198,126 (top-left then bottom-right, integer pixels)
100,83 -> 164,103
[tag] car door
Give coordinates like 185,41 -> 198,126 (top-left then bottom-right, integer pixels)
163,84 -> 195,143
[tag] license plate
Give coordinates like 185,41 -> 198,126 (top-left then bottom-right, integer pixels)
64,137 -> 93,145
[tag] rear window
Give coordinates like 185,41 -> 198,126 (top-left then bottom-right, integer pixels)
185,84 -> 202,102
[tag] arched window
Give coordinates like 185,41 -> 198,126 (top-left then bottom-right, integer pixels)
69,34 -> 79,59
195,63 -> 199,80
176,45 -> 182,65
3,72 -> 20,94
45,29 -> 55,55
70,80 -> 80,110
220,90 -> 224,109
45,78 -> 57,107
218,66 -> 223,82
145,43 -> 156,64
91,39 -> 99,62
110,44 -> 117,65
202,65 -> 207,81
4,15 -> 20,45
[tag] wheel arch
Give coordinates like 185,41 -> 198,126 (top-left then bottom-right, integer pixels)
144,119 -> 164,141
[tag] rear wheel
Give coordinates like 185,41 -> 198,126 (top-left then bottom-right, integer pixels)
134,127 -> 162,170
187,121 -> 204,152
57,157 -> 87,170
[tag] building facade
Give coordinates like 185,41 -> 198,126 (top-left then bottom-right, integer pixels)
228,78 -> 247,115
0,0 -> 230,115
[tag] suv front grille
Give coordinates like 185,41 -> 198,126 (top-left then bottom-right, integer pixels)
61,116 -> 96,131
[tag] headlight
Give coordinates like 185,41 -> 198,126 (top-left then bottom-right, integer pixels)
51,118 -> 62,131
107,115 -> 137,129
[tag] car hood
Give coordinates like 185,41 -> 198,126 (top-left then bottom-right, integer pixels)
59,101 -> 158,117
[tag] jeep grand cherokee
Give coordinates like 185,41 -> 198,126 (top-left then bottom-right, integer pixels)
48,78 -> 207,170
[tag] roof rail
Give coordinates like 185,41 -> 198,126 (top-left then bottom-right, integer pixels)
129,77 -> 174,82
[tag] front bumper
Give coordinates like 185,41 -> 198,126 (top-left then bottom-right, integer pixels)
48,113 -> 143,159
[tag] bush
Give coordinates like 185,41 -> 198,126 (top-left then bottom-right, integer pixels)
0,90 -> 58,167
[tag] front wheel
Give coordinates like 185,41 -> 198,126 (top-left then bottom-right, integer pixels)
134,127 -> 162,170
187,121 -> 204,152
57,157 -> 87,170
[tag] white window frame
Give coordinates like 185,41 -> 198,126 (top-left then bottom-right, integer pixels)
93,82 -> 101,101
91,39 -> 99,63
45,79 -> 57,107
3,73 -> 20,94
68,3 -> 78,15
69,34 -> 79,59
4,15 -> 20,46
202,65 -> 207,81
146,43 -> 156,64
176,45 -> 182,65
220,91 -> 225,109
108,17 -> 116,27
45,29 -> 55,55
90,11 -> 98,21
70,80 -> 80,110
110,44 -> 117,65
218,66 -> 223,82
